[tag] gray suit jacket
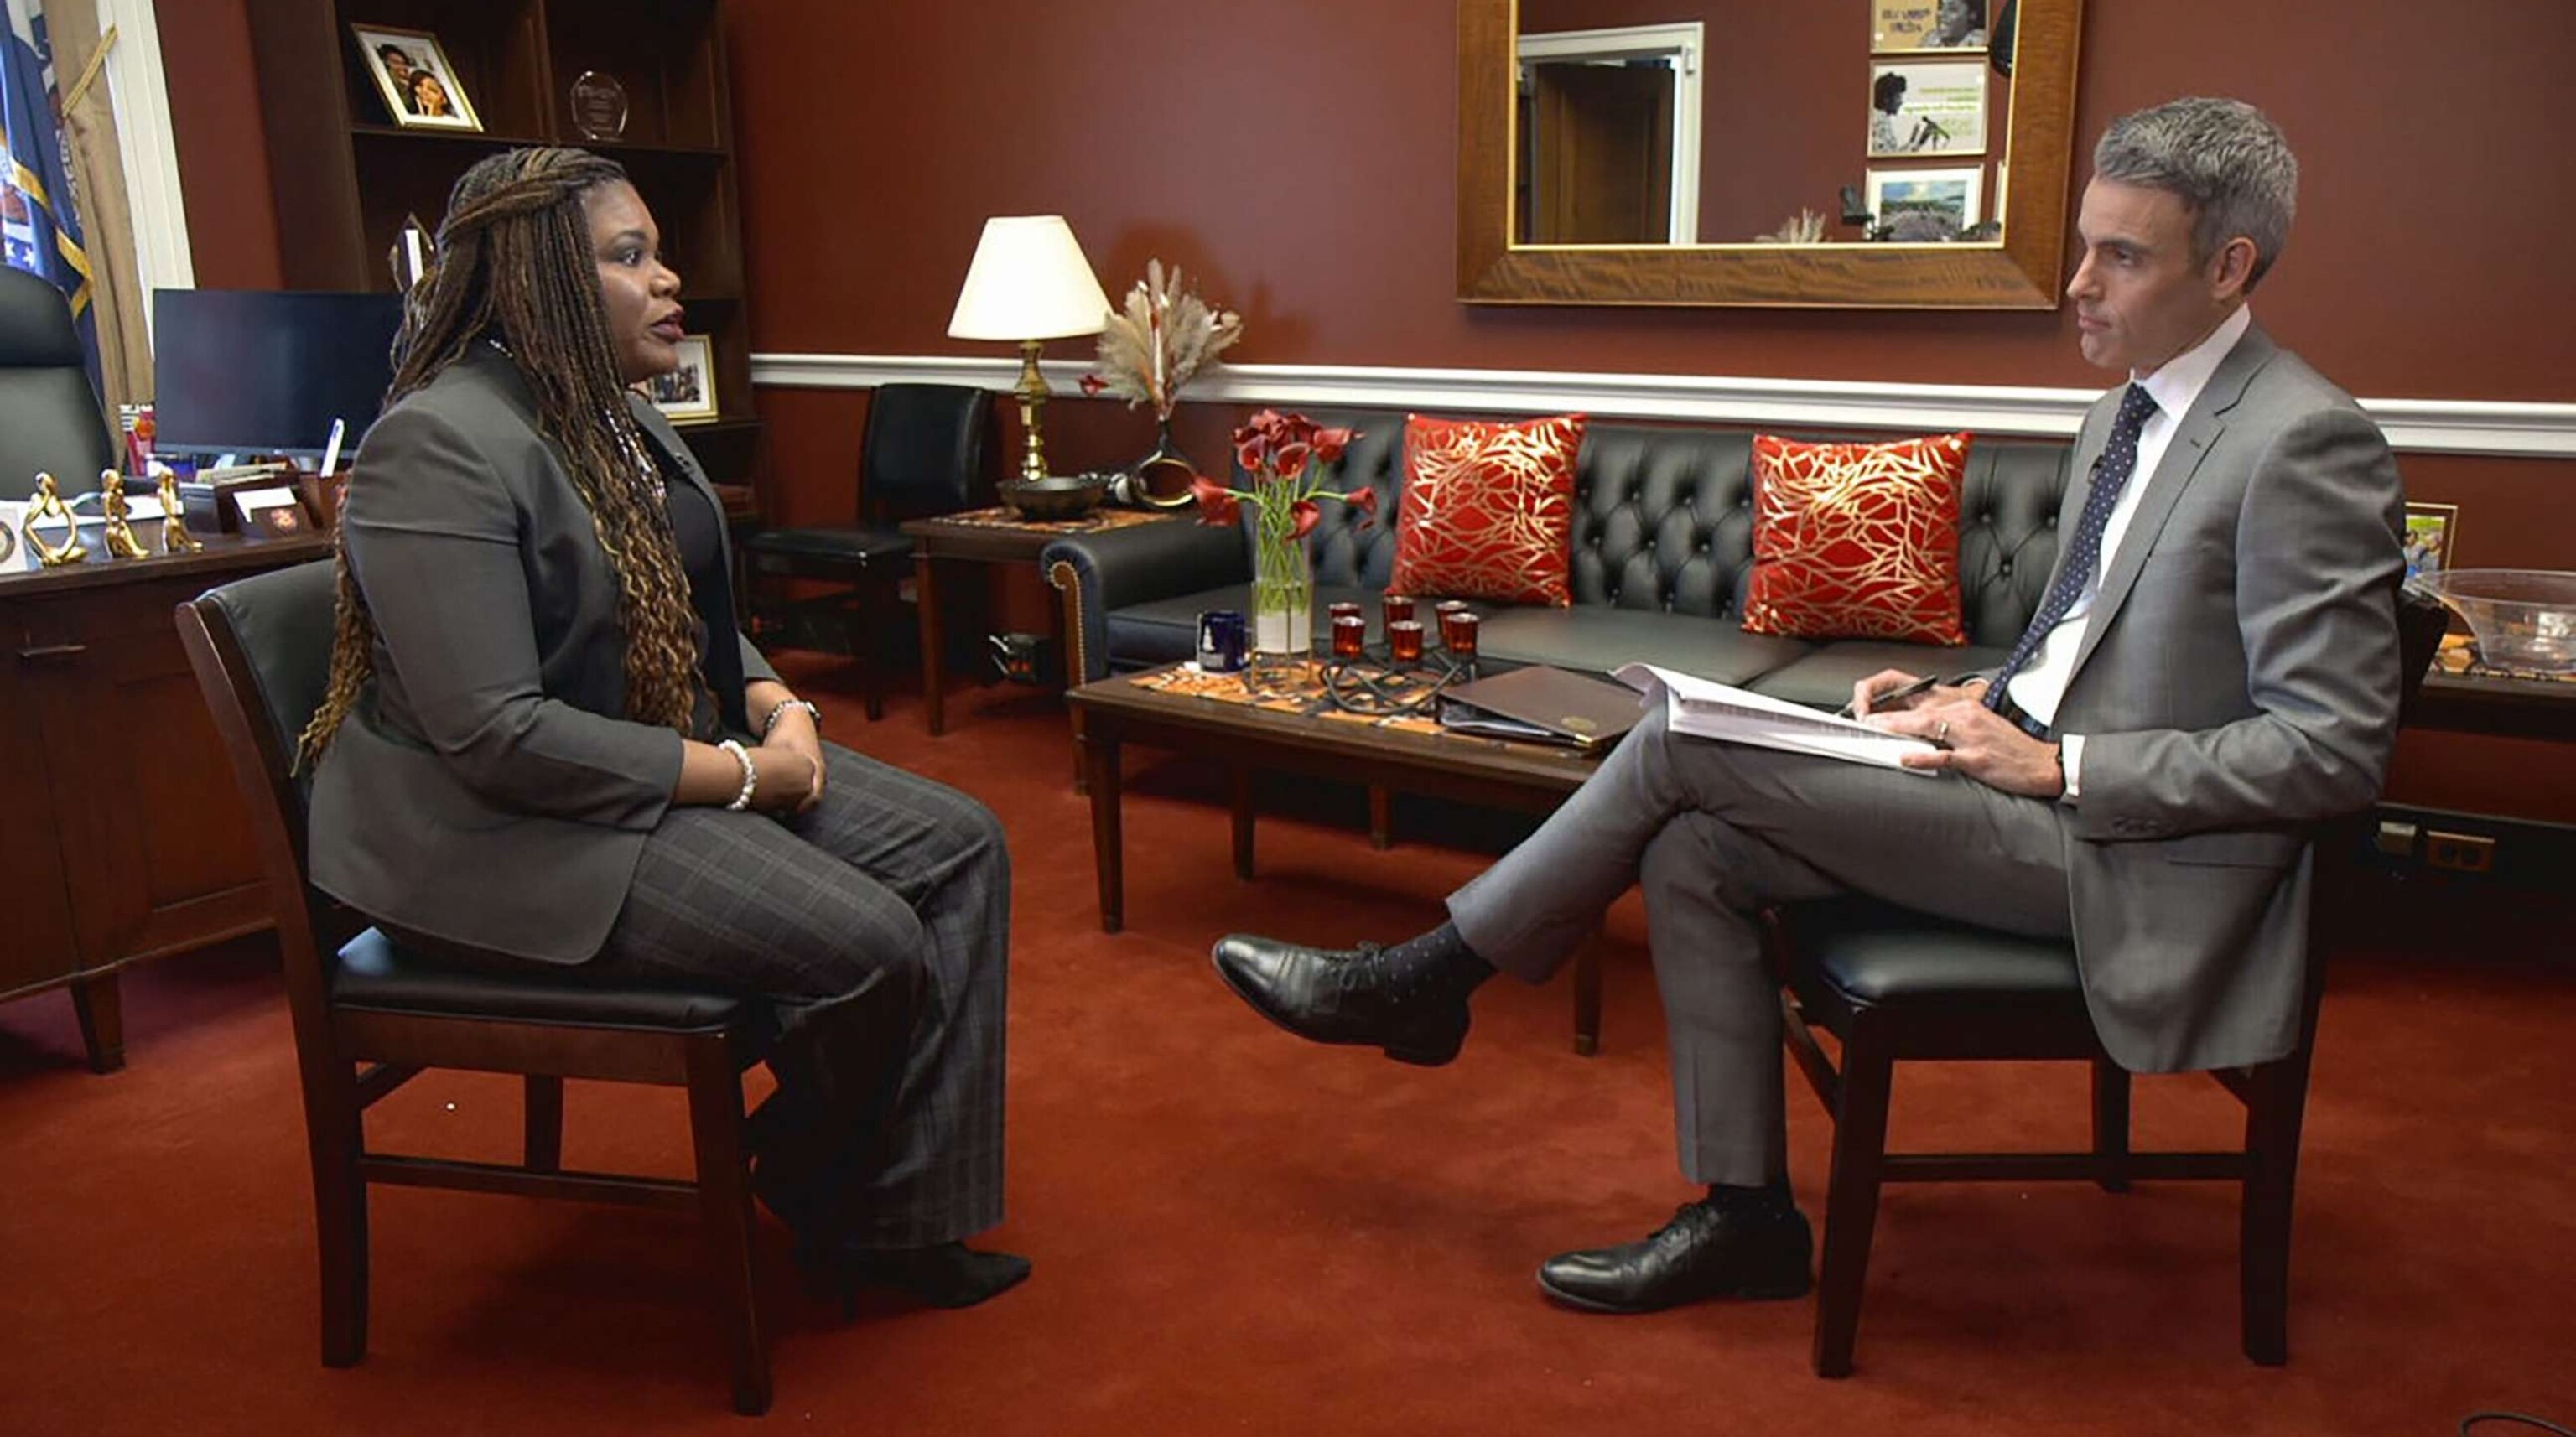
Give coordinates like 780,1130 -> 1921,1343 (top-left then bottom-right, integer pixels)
2052,324 -> 2405,1071
308,346 -> 778,964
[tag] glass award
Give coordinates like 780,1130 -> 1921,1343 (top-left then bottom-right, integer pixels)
569,70 -> 630,141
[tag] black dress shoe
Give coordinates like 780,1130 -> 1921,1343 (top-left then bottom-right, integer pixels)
794,1235 -> 1032,1313
1536,1199 -> 1813,1314
1211,934 -> 1472,1066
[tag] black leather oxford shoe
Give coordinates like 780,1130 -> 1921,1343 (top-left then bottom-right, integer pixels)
1210,935 -> 1472,1066
1536,1199 -> 1813,1314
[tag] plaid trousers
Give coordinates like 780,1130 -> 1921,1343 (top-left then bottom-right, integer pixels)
589,740 -> 1011,1248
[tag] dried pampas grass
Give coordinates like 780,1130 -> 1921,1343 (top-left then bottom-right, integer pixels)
1088,259 -> 1243,421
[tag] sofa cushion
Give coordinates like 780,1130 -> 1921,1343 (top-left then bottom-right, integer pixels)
1744,432 -> 1971,645
1743,641 -> 2014,710
1389,413 -> 1585,606
1475,605 -> 1815,686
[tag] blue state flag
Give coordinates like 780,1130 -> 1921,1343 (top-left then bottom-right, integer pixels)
2,0 -> 101,384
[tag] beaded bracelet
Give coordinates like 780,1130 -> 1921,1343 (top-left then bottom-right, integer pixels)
760,697 -> 822,740
718,738 -> 758,812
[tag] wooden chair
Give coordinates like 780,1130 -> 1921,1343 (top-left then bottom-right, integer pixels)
176,560 -> 776,1414
1769,583 -> 2451,1377
742,382 -> 996,719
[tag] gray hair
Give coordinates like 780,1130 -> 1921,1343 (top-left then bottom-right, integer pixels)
2093,96 -> 2298,289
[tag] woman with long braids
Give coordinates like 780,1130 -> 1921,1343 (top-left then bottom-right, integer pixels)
300,148 -> 1026,1309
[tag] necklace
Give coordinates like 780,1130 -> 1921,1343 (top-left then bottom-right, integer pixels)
484,336 -> 667,503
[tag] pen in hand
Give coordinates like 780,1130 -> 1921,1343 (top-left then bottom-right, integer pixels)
1838,673 -> 1941,719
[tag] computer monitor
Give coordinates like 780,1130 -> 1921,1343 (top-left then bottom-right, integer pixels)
151,288 -> 404,456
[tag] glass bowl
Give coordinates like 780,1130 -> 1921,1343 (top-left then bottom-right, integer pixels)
2410,568 -> 2576,674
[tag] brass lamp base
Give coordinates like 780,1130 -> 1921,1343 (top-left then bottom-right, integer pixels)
1010,338 -> 1052,483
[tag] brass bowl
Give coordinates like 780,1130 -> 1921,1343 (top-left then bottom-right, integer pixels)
1001,473 -> 1110,521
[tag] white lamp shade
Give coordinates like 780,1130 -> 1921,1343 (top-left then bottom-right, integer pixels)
946,215 -> 1114,342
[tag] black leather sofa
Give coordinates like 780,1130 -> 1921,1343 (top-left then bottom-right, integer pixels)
1041,410 -> 2077,708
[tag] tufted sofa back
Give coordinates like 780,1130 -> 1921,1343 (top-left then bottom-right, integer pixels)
1269,412 -> 2075,646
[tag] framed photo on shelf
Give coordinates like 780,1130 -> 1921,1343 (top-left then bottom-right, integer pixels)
2403,501 -> 2458,581
1868,60 -> 1988,158
1866,167 -> 1984,240
351,24 -> 482,132
644,335 -> 719,423
1873,0 -> 1991,54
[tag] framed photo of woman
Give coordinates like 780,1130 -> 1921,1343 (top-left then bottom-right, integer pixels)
645,335 -> 720,423
1867,60 -> 1988,158
351,25 -> 483,132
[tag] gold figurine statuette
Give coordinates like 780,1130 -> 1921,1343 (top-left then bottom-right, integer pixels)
99,469 -> 150,559
158,469 -> 203,552
22,471 -> 87,567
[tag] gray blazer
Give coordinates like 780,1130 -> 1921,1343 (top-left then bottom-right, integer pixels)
2054,324 -> 2406,1071
308,345 -> 779,964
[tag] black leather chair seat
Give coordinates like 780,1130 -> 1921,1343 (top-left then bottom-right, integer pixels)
333,927 -> 750,1031
1744,642 -> 2015,709
1779,895 -> 2084,1005
742,524 -> 911,569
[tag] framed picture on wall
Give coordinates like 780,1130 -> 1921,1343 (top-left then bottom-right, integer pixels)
351,24 -> 483,132
1873,0 -> 1990,54
644,335 -> 719,423
1866,167 -> 1984,241
2403,502 -> 2458,581
1867,60 -> 1988,158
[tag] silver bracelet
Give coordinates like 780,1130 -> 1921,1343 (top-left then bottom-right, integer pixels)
760,697 -> 822,739
717,738 -> 758,812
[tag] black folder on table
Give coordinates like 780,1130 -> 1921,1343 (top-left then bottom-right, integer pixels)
1436,665 -> 1644,750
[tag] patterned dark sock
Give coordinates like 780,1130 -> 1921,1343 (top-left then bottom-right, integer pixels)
1706,1178 -> 1794,1213
1379,921 -> 1496,995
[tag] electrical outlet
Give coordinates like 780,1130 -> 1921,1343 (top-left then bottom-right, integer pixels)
2424,830 -> 2496,873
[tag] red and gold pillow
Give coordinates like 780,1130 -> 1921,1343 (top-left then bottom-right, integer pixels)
1742,432 -> 1971,645
1388,412 -> 1587,607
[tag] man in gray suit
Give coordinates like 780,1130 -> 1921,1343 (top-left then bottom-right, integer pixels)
1212,96 -> 2407,1313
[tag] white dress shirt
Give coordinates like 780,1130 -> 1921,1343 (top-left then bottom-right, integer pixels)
2007,304 -> 2254,798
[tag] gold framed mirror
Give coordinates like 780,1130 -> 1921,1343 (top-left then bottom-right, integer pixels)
1457,0 -> 2085,309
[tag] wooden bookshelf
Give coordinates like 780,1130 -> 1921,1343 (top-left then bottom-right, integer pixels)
241,0 -> 761,486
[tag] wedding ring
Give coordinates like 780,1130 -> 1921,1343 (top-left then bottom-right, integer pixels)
1935,720 -> 1950,744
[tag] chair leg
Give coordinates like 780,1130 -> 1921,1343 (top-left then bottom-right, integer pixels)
523,1075 -> 564,1174
2090,1057 -> 2132,1193
1812,1018 -> 1896,1378
684,1036 -> 770,1417
68,973 -> 125,1074
2239,1055 -> 2311,1367
305,1078 -> 370,1367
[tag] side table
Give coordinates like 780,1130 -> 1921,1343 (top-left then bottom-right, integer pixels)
899,506 -> 1180,735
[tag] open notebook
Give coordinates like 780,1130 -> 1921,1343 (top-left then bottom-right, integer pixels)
1612,663 -> 1940,772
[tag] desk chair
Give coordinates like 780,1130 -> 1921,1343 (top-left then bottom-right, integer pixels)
177,561 -> 777,1414
742,383 -> 995,720
0,265 -> 115,500
1769,583 -> 2451,1377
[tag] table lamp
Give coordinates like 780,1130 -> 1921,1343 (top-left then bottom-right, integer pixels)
947,215 -> 1113,484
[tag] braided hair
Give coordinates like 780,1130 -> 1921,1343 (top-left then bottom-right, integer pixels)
298,148 -> 705,770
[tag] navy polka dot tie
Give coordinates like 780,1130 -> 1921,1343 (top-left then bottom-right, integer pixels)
1985,382 -> 2162,712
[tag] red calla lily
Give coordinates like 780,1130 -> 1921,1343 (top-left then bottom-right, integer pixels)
1313,426 -> 1353,464
1343,485 -> 1379,527
1189,473 -> 1240,526
1078,373 -> 1108,397
1291,499 -> 1322,538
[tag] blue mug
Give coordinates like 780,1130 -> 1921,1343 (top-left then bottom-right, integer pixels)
1197,609 -> 1248,672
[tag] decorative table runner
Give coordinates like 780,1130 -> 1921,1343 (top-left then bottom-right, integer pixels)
940,506 -> 1171,535
1131,661 -> 1452,734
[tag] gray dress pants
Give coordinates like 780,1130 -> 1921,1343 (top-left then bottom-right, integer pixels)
1446,703 -> 2072,1186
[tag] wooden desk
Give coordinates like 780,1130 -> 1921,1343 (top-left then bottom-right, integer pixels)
900,506 -> 1177,735
2409,669 -> 2576,743
1,532 -> 331,1071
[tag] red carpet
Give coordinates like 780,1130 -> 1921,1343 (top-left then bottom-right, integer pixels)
3,667 -> 2571,1435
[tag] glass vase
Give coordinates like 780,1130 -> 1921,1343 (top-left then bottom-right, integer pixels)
1249,489 -> 1313,668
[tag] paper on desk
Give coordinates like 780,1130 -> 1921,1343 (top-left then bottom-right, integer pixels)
1612,663 -> 1940,772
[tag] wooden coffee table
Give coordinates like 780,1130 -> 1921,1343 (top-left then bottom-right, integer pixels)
1066,661 -> 1618,1052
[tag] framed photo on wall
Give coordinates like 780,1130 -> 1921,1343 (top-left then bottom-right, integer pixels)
351,24 -> 483,132
1867,60 -> 1988,158
2403,502 -> 2458,581
645,335 -> 719,423
1866,167 -> 1984,240
1873,0 -> 1990,54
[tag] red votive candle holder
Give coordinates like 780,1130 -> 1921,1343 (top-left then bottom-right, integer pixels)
1328,600 -> 1363,625
1381,594 -> 1417,631
1388,619 -> 1426,665
1439,608 -> 1480,657
1332,612 -> 1368,659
